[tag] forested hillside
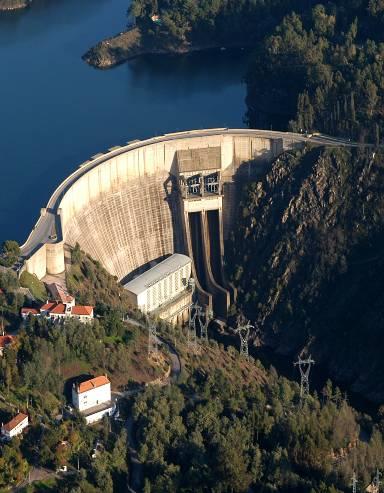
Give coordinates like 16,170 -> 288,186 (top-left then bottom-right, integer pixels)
130,0 -> 304,47
227,146 -> 384,402
133,360 -> 384,492
130,1 -> 384,143
246,1 -> 384,142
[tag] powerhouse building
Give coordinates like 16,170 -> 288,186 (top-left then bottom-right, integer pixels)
124,254 -> 192,324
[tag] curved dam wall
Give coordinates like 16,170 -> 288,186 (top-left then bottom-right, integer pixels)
23,130 -> 301,281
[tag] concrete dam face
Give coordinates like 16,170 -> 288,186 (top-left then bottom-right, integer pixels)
22,129 -> 306,318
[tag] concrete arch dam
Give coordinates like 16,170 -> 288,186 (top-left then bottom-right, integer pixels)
20,129 -> 353,318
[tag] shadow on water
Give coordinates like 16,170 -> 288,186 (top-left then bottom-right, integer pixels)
129,48 -> 251,97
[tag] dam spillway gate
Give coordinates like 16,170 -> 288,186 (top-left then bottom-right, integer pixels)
174,147 -> 233,319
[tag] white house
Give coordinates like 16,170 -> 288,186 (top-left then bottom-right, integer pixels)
1,413 -> 28,440
72,375 -> 113,425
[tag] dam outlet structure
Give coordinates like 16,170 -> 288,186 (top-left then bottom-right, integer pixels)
20,129 -> 347,321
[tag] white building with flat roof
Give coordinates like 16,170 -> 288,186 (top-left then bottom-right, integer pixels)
72,375 -> 113,424
124,254 -> 192,323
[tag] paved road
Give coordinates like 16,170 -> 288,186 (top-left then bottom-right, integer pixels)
20,128 -> 363,259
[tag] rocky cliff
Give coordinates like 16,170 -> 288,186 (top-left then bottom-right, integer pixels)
228,145 -> 384,402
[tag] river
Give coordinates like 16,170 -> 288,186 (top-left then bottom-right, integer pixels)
0,0 -> 248,244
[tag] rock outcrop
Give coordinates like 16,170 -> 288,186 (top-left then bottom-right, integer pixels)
0,0 -> 29,11
83,28 -> 145,69
228,145 -> 384,402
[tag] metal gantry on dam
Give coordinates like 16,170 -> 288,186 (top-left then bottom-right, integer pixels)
18,128 -> 360,323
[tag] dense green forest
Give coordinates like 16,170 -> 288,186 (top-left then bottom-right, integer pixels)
133,367 -> 384,492
130,0 -> 305,47
246,1 -> 384,142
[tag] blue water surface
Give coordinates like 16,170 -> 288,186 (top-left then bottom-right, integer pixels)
0,0 -> 247,243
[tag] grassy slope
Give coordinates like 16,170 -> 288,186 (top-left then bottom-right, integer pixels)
19,271 -> 47,302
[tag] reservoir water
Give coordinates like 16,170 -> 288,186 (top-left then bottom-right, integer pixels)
0,0 -> 248,244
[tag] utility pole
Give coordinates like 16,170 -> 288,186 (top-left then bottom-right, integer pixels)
374,469 -> 382,492
235,316 -> 253,359
187,301 -> 199,353
0,307 -> 4,336
351,472 -> 358,493
148,320 -> 158,359
294,354 -> 315,401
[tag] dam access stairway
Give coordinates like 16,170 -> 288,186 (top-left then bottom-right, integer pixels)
174,147 -> 235,319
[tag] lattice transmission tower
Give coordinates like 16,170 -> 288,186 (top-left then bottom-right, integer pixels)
148,320 -> 159,359
351,472 -> 358,493
187,301 -> 200,353
294,354 -> 315,400
374,469 -> 382,492
199,307 -> 213,342
235,316 -> 253,359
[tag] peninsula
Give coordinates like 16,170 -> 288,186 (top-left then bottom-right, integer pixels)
0,0 -> 29,11
83,0 -> 277,69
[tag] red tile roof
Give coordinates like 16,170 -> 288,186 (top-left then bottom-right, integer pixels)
2,413 -> 28,432
40,302 -> 57,312
21,308 -> 39,315
77,376 -> 110,394
50,304 -> 66,315
0,335 -> 15,348
48,283 -> 74,304
71,306 -> 93,316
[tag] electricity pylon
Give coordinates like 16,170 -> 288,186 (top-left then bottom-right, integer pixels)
351,472 -> 358,493
294,354 -> 315,400
374,469 -> 382,492
235,316 -> 253,359
199,307 -> 213,342
187,301 -> 199,353
148,320 -> 158,359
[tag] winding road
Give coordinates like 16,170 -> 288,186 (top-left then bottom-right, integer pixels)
20,128 -> 363,260
123,316 -> 182,493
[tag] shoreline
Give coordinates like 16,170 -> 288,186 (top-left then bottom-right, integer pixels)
83,27 -> 253,69
0,0 -> 30,11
